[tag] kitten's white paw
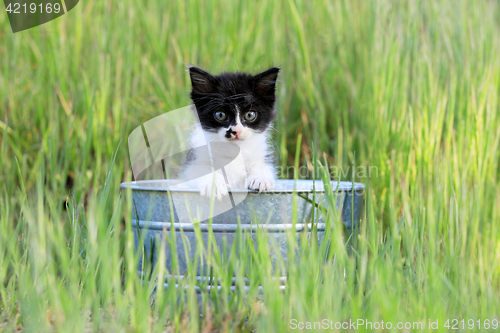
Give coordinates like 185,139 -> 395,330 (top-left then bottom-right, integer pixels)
247,176 -> 275,192
199,175 -> 228,200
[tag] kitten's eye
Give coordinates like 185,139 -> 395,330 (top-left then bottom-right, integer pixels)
244,111 -> 257,121
214,111 -> 227,121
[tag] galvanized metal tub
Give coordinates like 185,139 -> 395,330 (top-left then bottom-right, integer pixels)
121,179 -> 365,283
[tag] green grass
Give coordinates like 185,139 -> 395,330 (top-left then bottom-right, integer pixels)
1,0 -> 500,331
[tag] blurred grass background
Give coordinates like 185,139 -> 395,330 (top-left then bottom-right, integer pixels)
1,0 -> 500,331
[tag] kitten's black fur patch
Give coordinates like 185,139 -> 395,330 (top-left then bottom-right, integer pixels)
189,67 -> 280,133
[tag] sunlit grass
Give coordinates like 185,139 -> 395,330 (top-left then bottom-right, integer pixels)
1,0 -> 500,331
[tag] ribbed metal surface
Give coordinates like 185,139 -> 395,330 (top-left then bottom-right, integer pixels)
121,179 -> 365,281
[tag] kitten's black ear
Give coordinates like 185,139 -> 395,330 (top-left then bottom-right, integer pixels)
253,67 -> 280,97
189,67 -> 215,94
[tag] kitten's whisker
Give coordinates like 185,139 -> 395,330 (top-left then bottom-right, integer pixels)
204,103 -> 224,113
192,96 -> 224,103
225,93 -> 247,100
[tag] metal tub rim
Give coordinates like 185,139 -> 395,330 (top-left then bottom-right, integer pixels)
121,179 -> 366,193
132,219 -> 327,232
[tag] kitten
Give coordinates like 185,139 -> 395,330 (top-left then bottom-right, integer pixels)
183,66 -> 280,199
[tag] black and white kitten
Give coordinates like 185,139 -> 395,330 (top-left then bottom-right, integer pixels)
183,66 -> 280,199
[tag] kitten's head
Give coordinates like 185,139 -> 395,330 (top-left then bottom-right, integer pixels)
189,66 -> 280,142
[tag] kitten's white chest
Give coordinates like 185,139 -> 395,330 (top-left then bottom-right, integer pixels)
213,138 -> 267,188
221,153 -> 247,188
183,126 -> 275,197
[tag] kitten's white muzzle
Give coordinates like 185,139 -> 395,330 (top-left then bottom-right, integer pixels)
222,125 -> 247,141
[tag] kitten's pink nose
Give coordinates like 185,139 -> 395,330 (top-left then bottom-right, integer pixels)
225,128 -> 240,140
232,125 -> 243,137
